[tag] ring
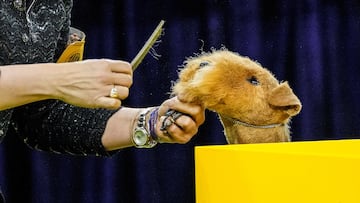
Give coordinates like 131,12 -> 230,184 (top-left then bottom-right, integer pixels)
160,116 -> 175,131
109,86 -> 119,98
160,110 -> 184,131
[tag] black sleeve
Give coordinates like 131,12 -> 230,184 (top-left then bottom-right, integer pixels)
11,100 -> 119,156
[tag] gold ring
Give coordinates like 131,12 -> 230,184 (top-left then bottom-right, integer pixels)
109,86 -> 118,98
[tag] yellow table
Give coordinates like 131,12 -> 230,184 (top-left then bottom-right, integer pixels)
195,139 -> 360,203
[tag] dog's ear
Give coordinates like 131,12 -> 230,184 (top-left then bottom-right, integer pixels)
267,82 -> 302,116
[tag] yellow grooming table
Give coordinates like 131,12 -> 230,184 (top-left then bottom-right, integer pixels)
195,139 -> 360,203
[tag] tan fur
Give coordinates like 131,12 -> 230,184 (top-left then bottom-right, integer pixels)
172,49 -> 302,144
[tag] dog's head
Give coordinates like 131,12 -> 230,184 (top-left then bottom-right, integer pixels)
172,49 -> 301,125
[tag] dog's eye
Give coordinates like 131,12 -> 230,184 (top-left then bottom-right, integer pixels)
199,61 -> 210,68
247,76 -> 260,85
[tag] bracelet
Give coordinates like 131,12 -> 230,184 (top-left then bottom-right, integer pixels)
132,108 -> 158,148
148,107 -> 159,142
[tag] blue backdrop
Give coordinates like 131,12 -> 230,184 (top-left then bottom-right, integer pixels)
1,0 -> 360,202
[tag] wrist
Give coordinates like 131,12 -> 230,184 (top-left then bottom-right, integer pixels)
132,107 -> 159,148
28,62 -> 63,100
45,62 -> 72,100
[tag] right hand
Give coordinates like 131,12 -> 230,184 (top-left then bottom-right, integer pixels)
54,59 -> 133,109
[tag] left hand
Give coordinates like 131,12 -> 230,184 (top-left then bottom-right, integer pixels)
156,96 -> 205,144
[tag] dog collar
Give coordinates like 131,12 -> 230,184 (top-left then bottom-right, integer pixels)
222,115 -> 284,129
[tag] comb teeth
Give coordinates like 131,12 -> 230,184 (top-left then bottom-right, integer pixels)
131,20 -> 165,71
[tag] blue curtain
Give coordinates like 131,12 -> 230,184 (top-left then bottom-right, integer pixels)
1,0 -> 360,202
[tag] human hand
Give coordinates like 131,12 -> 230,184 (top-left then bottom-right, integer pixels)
155,96 -> 205,144
54,59 -> 132,109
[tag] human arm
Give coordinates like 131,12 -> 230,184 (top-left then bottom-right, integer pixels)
0,59 -> 132,111
11,96 -> 205,155
102,96 -> 205,150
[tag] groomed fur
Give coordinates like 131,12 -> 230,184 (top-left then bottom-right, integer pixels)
172,49 -> 302,144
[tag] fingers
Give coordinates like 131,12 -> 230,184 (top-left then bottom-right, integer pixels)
83,59 -> 133,87
107,60 -> 133,88
56,59 -> 134,110
158,113 -> 198,144
113,72 -> 133,86
107,60 -> 133,76
159,97 -> 205,127
98,60 -> 133,108
156,97 -> 205,144
108,84 -> 130,100
96,97 -> 122,110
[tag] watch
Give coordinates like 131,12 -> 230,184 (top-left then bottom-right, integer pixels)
132,109 -> 158,148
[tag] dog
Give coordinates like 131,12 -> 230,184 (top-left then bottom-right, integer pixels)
171,49 -> 302,144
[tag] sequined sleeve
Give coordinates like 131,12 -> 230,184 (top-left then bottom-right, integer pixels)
1,0 -> 119,156
11,100 -> 118,156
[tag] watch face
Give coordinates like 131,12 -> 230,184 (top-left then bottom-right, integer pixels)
134,129 -> 148,146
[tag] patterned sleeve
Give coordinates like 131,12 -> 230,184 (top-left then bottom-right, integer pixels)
54,0 -> 73,60
11,100 -> 118,156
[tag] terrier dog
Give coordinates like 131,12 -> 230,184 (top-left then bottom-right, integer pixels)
172,49 -> 302,144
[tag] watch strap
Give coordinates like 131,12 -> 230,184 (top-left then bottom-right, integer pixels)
132,108 -> 158,148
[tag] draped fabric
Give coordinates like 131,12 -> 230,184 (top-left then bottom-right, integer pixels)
1,0 -> 360,202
